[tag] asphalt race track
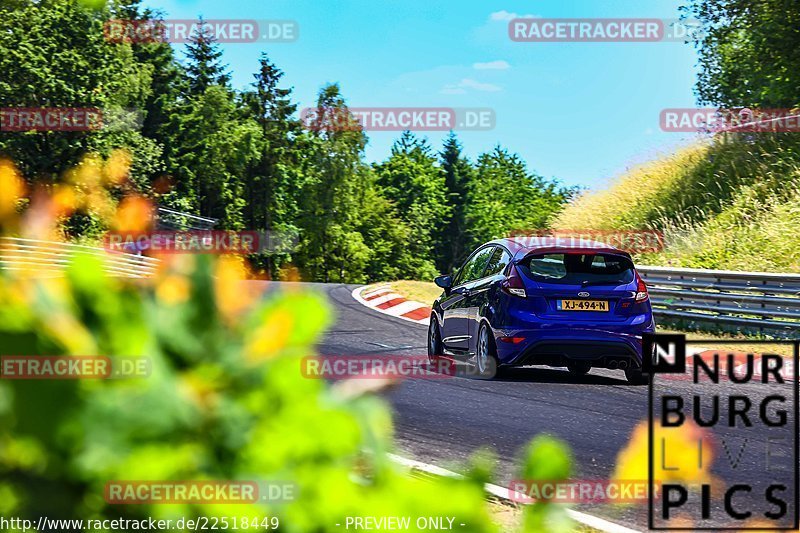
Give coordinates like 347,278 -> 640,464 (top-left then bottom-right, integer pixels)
296,282 -> 798,531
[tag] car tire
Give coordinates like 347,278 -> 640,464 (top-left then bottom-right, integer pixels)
625,368 -> 652,385
474,323 -> 498,379
566,361 -> 591,376
427,316 -> 443,364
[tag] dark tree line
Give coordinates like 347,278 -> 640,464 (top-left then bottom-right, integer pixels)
0,0 -> 574,282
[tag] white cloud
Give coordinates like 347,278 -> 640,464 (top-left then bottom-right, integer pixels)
460,78 -> 503,92
440,87 -> 467,95
440,78 -> 503,94
473,60 -> 511,70
488,10 -> 538,22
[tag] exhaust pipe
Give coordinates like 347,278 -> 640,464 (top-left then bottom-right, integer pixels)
608,360 -> 619,370
619,360 -> 628,370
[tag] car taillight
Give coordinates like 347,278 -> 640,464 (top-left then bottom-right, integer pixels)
635,273 -> 648,302
503,264 -> 527,298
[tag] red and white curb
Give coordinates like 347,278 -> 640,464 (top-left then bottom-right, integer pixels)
352,284 -> 432,325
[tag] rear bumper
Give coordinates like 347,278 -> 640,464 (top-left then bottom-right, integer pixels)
494,318 -> 655,369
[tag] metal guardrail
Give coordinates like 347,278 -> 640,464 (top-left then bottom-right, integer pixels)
0,237 -> 159,279
638,265 -> 800,337
1,238 -> 798,336
155,207 -> 217,231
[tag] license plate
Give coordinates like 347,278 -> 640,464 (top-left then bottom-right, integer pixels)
557,299 -> 609,312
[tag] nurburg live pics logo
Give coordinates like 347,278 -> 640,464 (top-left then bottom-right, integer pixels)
644,333 -> 800,530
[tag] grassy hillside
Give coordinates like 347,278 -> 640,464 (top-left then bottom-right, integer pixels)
553,133 -> 800,272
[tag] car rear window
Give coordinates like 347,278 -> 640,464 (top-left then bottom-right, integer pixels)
518,253 -> 635,285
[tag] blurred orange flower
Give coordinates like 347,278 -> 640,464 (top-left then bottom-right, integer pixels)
51,184 -> 78,216
215,256 -> 260,323
113,195 -> 153,233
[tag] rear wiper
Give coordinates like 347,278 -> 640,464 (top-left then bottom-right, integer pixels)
580,279 -> 624,287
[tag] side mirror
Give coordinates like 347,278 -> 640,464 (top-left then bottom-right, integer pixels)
434,275 -> 453,292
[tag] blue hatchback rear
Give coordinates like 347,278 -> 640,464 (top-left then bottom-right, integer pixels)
428,237 -> 655,384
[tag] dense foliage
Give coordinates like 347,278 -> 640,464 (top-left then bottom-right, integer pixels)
0,155 -> 586,532
0,0 -> 573,282
684,0 -> 800,108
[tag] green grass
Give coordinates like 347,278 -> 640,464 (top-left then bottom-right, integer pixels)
660,328 -> 795,357
553,133 -> 800,272
388,280 -> 442,304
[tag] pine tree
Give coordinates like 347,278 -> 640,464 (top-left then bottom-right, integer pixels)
240,54 -> 302,277
245,55 -> 299,227
467,146 -> 572,246
184,16 -> 230,96
440,132 -> 475,273
374,132 -> 448,278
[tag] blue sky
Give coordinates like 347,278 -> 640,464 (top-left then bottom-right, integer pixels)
143,0 -> 702,189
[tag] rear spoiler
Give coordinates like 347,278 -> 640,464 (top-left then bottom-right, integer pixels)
514,246 -> 633,262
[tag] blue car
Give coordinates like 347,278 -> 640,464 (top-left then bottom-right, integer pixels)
428,237 -> 655,384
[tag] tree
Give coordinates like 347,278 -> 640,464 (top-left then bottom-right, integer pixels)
684,0 -> 800,108
0,0 -> 157,182
184,16 -> 230,96
238,55 -> 304,276
439,132 -> 475,273
165,86 -> 261,227
374,132 -> 448,278
466,146 -> 572,247
296,84 -> 372,282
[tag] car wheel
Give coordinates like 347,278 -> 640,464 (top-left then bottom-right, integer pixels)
427,316 -> 442,364
625,368 -> 652,385
566,361 -> 591,376
626,339 -> 657,385
474,323 -> 498,379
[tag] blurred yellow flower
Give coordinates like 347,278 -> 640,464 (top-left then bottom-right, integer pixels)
245,308 -> 294,362
42,309 -> 97,354
104,149 -> 132,186
156,274 -> 191,305
66,155 -> 103,189
613,419 -> 715,485
0,159 -> 25,220
85,190 -> 115,221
